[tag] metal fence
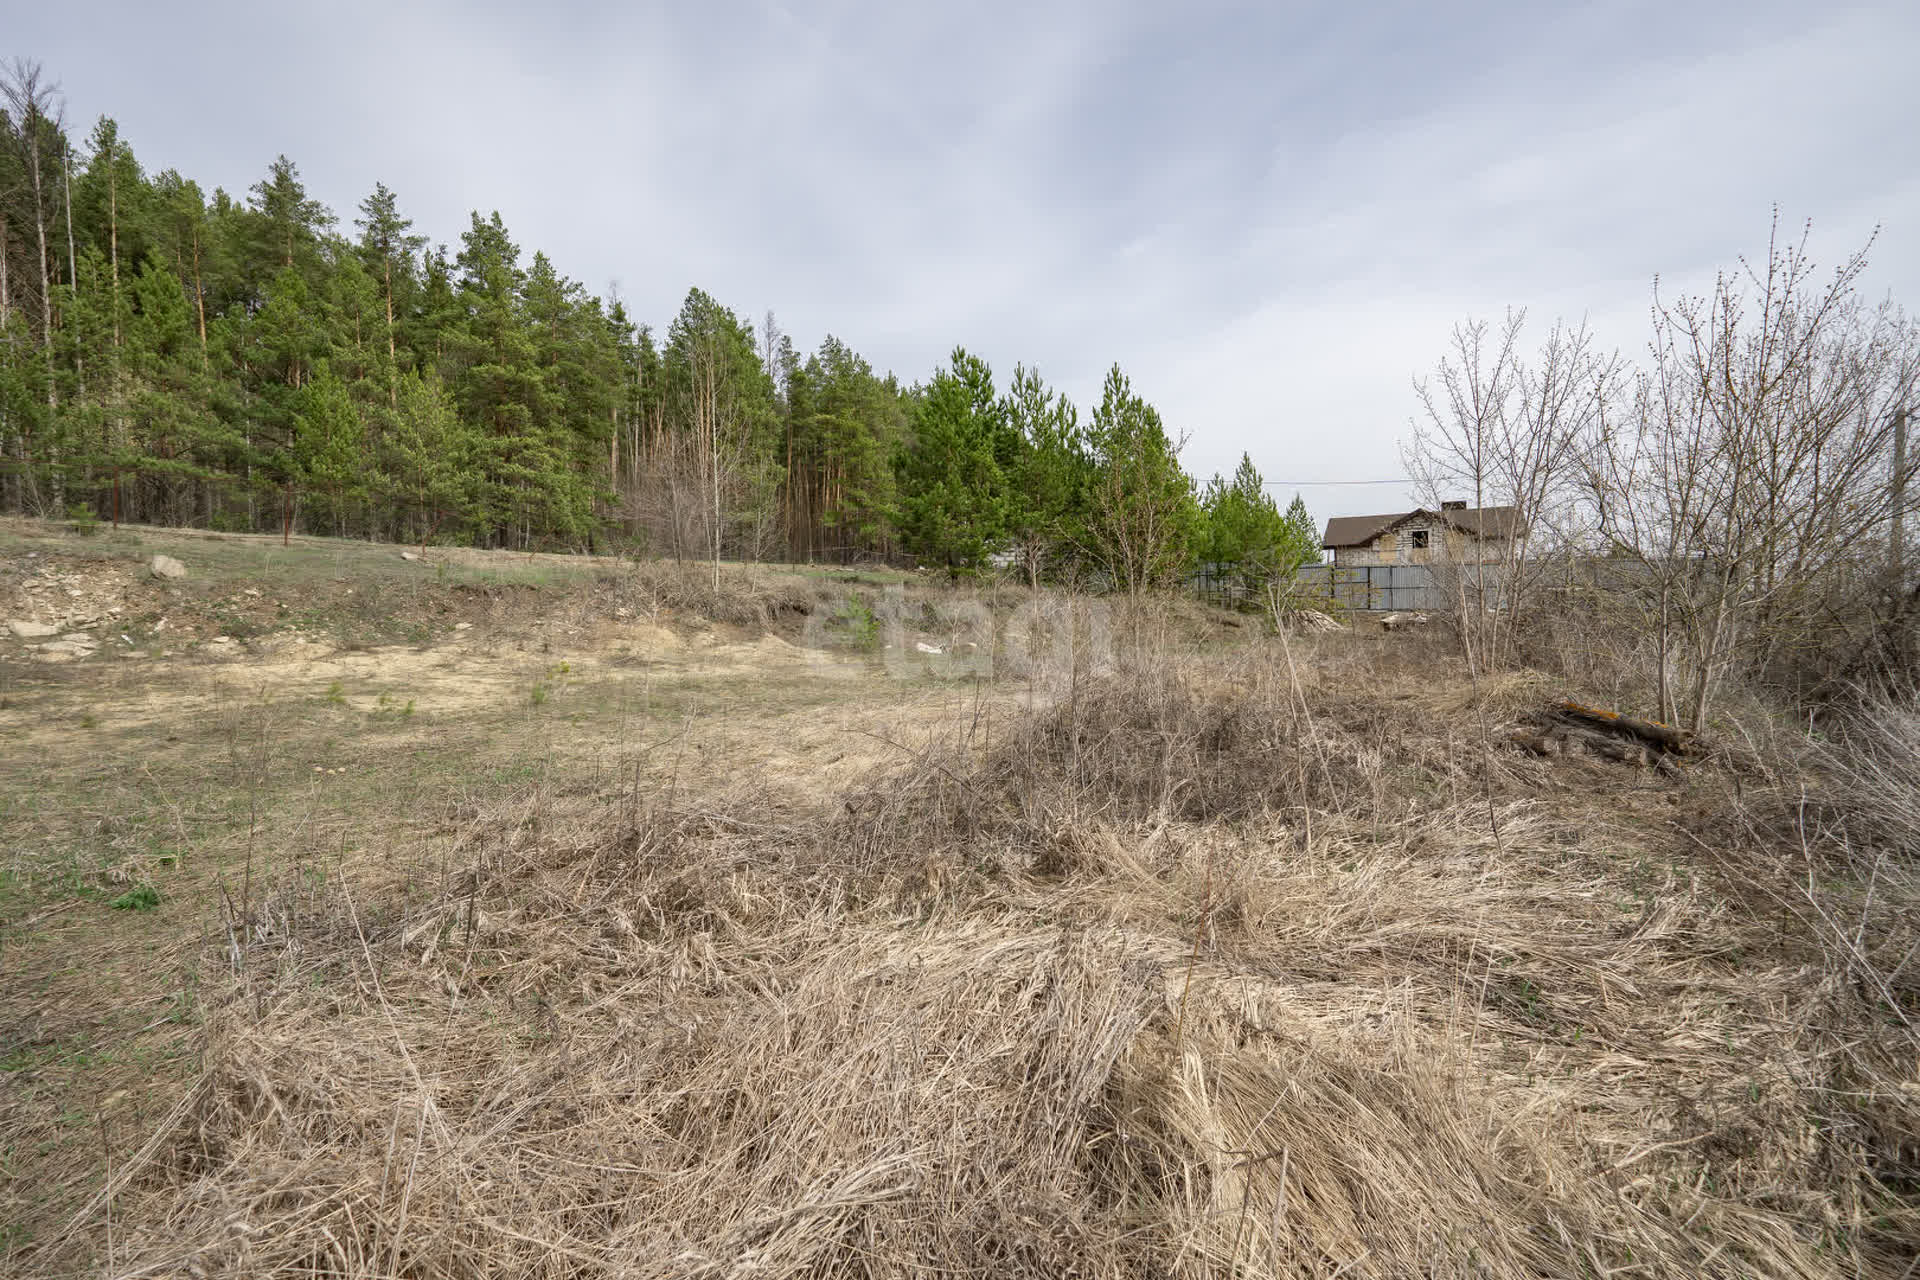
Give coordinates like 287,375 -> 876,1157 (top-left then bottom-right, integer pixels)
1184,562 -> 1450,612
1290,563 -> 1515,612
1187,557 -> 1715,614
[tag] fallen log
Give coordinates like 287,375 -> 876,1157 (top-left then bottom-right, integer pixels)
1550,700 -> 1697,755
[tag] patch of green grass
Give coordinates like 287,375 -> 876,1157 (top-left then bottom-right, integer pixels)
108,883 -> 161,912
0,868 -> 25,913
822,593 -> 881,651
370,692 -> 419,723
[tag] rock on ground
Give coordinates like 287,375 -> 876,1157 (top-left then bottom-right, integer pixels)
8,619 -> 59,639
149,555 -> 187,580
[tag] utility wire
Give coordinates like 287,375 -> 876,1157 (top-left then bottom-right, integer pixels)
1259,478 -> 1413,487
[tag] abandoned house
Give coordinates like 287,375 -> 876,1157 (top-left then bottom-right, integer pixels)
1320,501 -> 1521,567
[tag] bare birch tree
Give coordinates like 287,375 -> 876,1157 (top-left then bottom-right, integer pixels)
1407,310 -> 1619,672
1,58 -> 66,511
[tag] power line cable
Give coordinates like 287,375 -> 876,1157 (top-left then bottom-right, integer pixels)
1258,478 -> 1414,487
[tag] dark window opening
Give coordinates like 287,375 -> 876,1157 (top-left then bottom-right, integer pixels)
1411,530 -> 1430,550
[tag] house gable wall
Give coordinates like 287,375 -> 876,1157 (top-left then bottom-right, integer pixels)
1333,514 -> 1509,567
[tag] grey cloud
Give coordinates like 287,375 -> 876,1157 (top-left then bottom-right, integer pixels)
11,0 -> 1917,519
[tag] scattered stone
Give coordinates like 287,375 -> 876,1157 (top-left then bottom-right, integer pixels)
243,588 -> 262,598
8,620 -> 58,639
399,551 -> 421,561
916,641 -> 944,655
149,554 -> 187,580
59,633 -> 93,644
211,636 -> 234,645
38,639 -> 95,658
453,621 -> 473,631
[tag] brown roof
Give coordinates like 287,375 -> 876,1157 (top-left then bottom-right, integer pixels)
1321,512 -> 1403,548
1321,506 -> 1520,549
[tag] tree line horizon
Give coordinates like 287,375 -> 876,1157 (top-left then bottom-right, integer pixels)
0,60 -> 1322,591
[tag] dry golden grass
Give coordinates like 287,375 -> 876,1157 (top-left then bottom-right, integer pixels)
16,625 -> 1920,1279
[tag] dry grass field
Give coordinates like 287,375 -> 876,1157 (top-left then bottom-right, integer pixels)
1,519 -> 1915,1278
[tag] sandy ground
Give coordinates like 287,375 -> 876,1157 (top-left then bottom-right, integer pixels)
0,531 -> 1014,1256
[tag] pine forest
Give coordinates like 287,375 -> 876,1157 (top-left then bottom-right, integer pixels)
0,64 -> 1318,585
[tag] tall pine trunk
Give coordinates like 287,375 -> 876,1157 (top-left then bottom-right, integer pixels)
108,146 -> 121,346
383,254 -> 397,407
191,228 -> 209,367
0,210 -> 12,512
27,113 -> 56,512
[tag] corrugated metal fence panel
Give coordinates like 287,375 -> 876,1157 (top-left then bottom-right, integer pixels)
1295,564 -> 1430,610
1293,563 -> 1514,611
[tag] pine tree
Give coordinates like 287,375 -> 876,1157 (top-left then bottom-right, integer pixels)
894,346 -> 1007,570
446,212 -> 540,545
1201,454 -> 1284,570
236,267 -> 330,538
245,155 -> 333,288
353,183 -> 424,405
793,336 -> 905,562
662,287 -> 778,575
72,118 -> 152,351
1081,364 -> 1196,600
150,171 -> 214,363
123,254 -> 229,525
381,369 -> 480,545
520,250 -> 611,543
1279,494 -> 1320,572
293,370 -> 364,535
1001,363 -> 1086,586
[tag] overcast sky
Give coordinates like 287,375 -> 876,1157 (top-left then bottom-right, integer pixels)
13,0 -> 1920,520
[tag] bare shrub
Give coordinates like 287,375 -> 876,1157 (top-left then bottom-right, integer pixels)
1584,219 -> 1918,728
595,558 -> 827,628
1407,310 -> 1620,674
1411,217 -> 1920,729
